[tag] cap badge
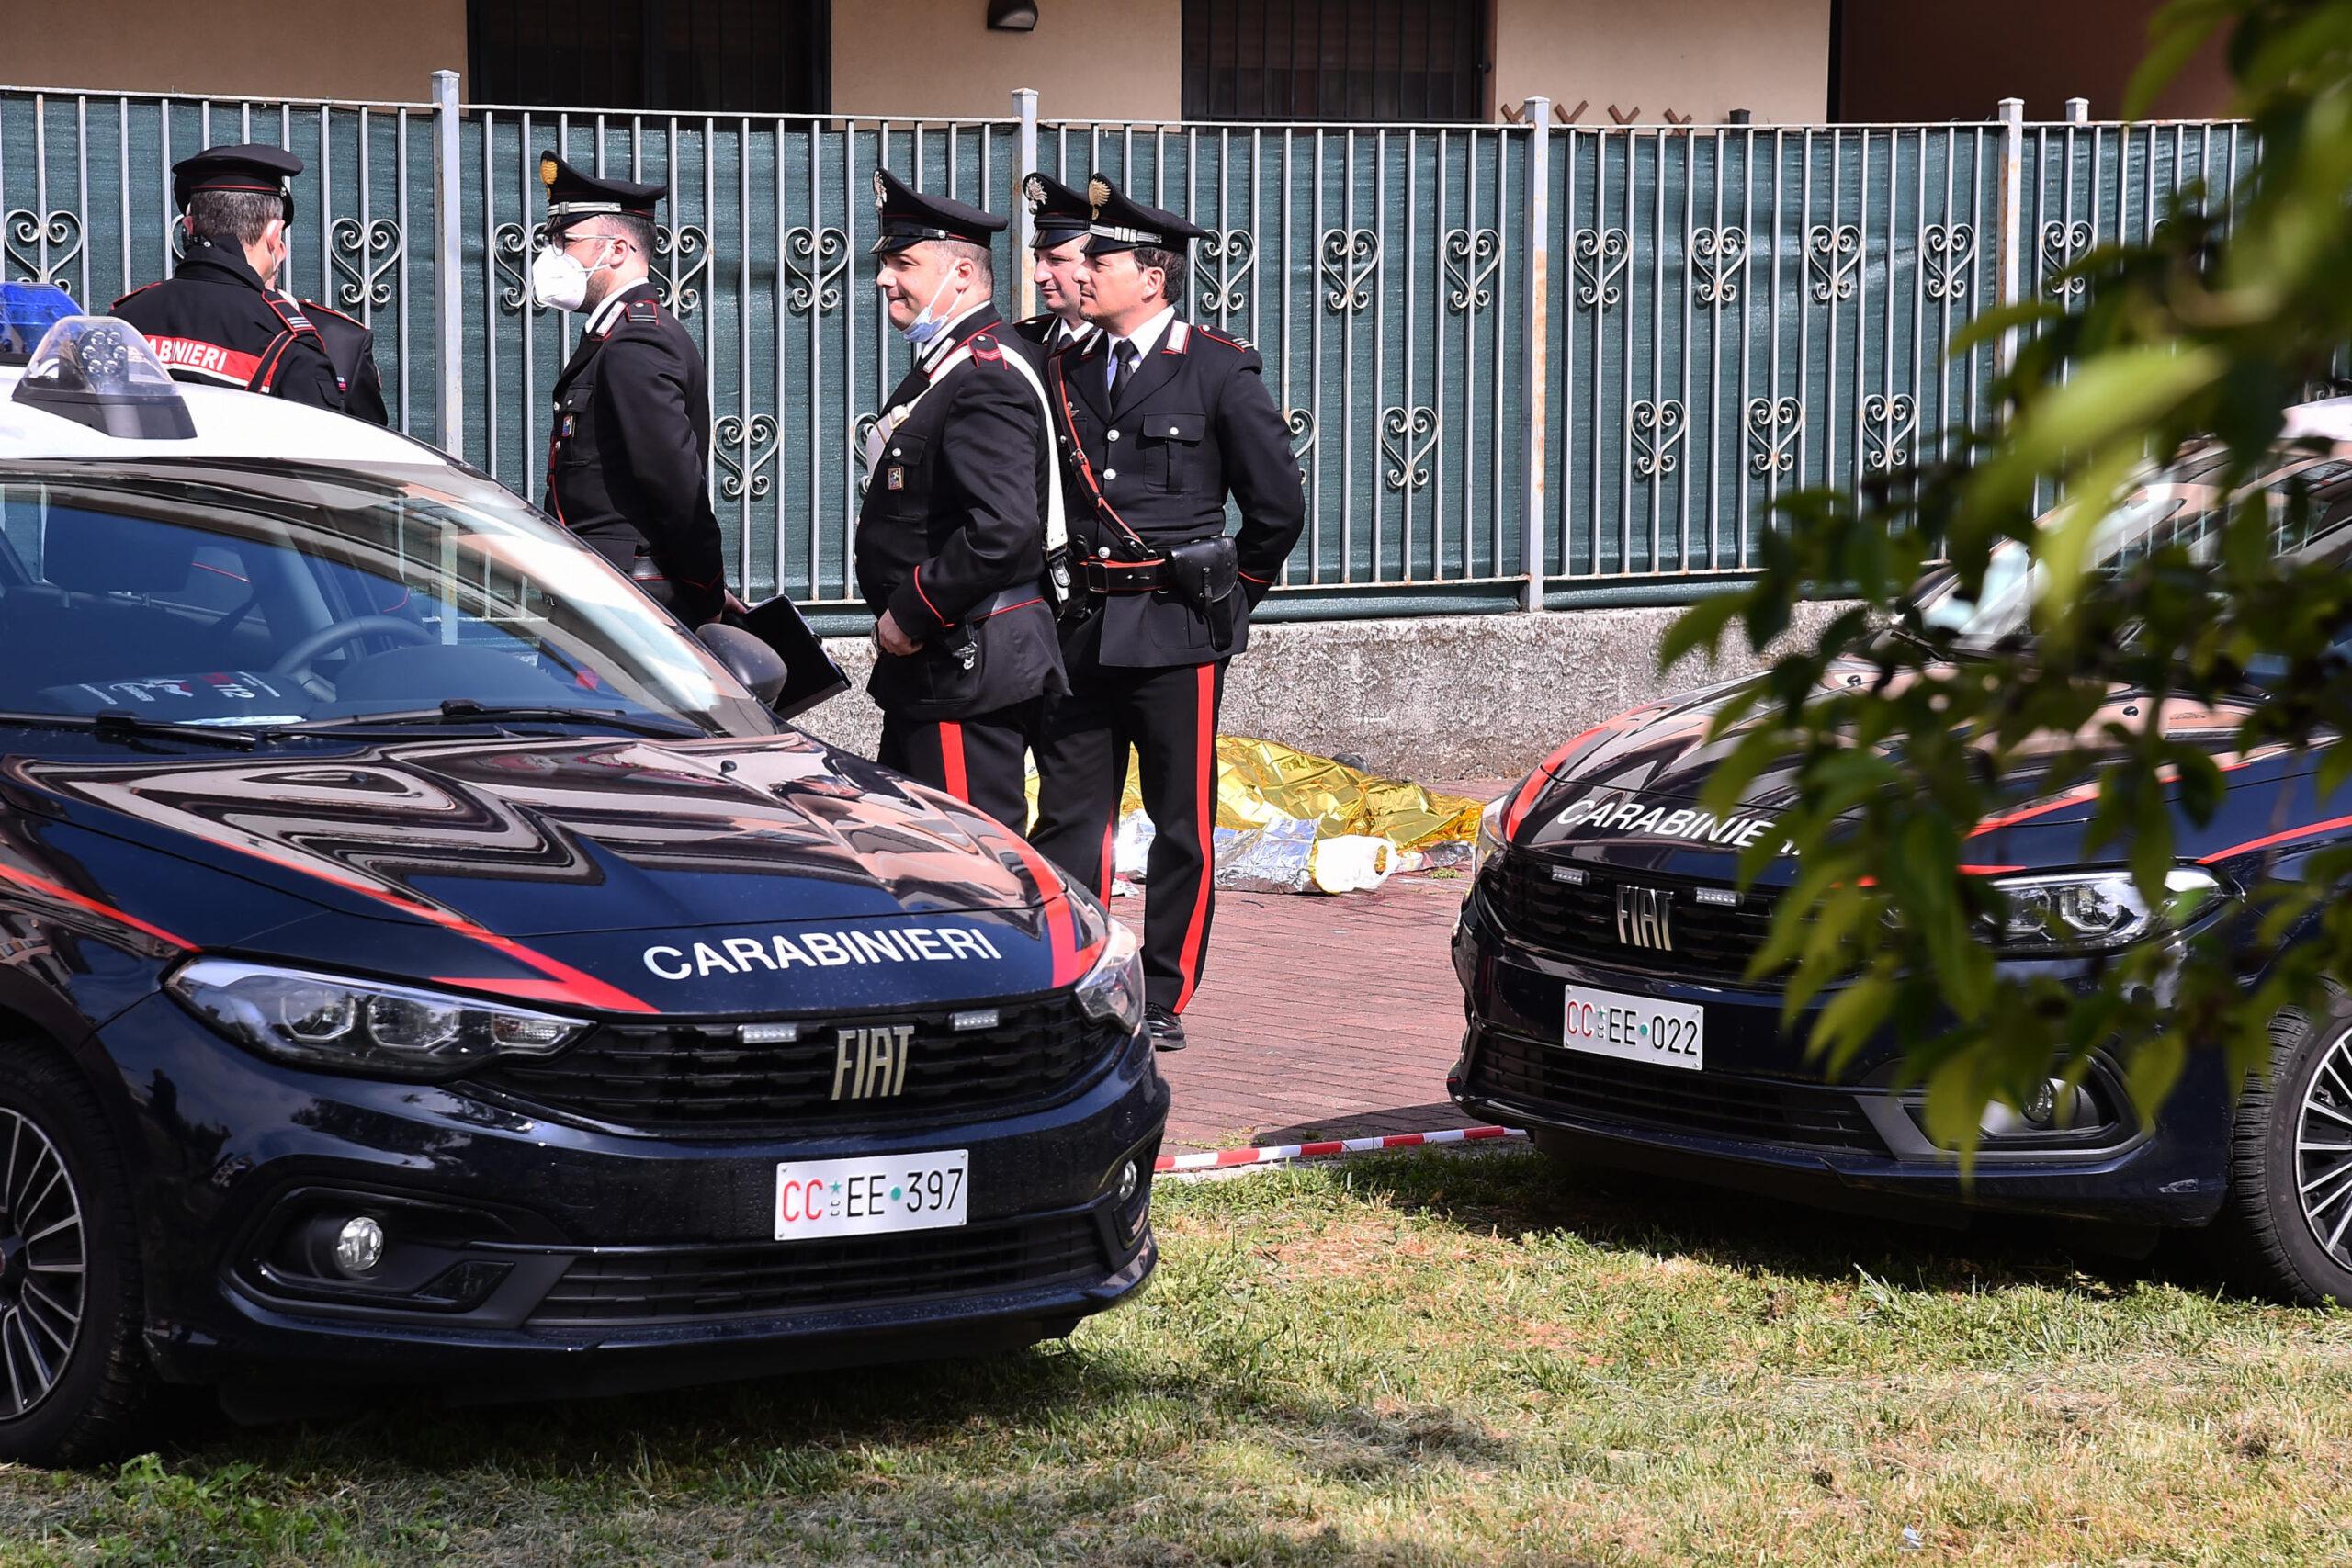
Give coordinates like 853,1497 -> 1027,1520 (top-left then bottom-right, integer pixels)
539,153 -> 558,192
871,170 -> 888,209
1023,173 -> 1049,209
1088,175 -> 1114,215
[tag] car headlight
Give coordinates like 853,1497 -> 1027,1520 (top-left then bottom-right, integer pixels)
166,959 -> 591,1078
1472,794 -> 1510,881
1985,867 -> 2221,953
1075,920 -> 1146,1035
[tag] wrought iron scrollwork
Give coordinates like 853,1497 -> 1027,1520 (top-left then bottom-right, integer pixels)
493,220 -> 550,314
1284,408 -> 1316,463
1198,229 -> 1255,316
1862,392 -> 1917,470
1807,224 -> 1860,303
3,209 -> 83,290
1574,228 -> 1629,310
1747,397 -> 1802,477
715,413 -> 779,501
1631,400 -> 1686,479
1443,227 -> 1501,312
330,216 -> 402,310
1380,405 -> 1437,492
1922,222 -> 1976,303
655,222 -> 710,317
784,226 -> 848,315
1690,227 -> 1747,306
2041,220 -> 2093,296
851,412 -> 881,499
1319,228 -> 1379,313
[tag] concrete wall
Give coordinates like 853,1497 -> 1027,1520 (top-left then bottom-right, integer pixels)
9,0 -> 464,102
1838,0 -> 2233,122
1490,0 -> 1833,125
831,0 -> 1184,120
797,603 -> 1856,782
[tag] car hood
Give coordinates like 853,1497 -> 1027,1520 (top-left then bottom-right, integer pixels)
1509,658 -> 2322,878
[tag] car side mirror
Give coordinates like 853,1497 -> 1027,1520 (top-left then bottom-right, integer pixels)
695,622 -> 789,707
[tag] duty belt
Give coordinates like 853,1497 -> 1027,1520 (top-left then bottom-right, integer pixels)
1076,556 -> 1166,594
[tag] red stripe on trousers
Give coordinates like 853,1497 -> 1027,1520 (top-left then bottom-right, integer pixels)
1173,663 -> 1216,1012
938,722 -> 969,803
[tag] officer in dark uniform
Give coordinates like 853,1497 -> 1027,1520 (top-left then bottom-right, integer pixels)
298,301 -> 390,425
855,169 -> 1066,830
1029,176 -> 1306,1051
534,153 -> 731,627
1009,172 -> 1100,364
111,144 -> 345,412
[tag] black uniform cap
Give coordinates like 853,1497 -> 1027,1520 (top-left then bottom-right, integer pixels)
538,152 -> 665,232
171,144 -> 300,217
1083,175 -> 1208,256
869,168 -> 1007,256
1021,171 -> 1092,249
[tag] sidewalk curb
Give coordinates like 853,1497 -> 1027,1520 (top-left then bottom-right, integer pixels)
1155,1125 -> 1526,1176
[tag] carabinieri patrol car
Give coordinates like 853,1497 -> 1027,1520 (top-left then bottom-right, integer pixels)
1455,414 -> 2352,1306
0,286 -> 1162,1463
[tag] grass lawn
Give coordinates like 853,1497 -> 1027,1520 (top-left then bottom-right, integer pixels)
3,1146 -> 2348,1565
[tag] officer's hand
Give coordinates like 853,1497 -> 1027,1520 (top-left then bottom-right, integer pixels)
874,609 -> 924,657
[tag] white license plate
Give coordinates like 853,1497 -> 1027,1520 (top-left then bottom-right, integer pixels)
1560,983 -> 1704,1071
774,1149 -> 968,1241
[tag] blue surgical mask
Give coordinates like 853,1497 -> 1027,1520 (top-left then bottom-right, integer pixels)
901,273 -> 959,347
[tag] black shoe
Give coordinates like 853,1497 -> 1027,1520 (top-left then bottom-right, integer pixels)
1146,1006 -> 1187,1053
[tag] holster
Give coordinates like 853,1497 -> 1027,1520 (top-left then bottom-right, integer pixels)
1164,536 -> 1241,654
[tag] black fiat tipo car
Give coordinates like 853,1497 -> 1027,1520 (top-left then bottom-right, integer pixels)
0,293 -> 1162,1462
1455,412 -> 2352,1305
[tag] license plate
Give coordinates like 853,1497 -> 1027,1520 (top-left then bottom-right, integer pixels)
1560,983 -> 1704,1071
774,1149 -> 968,1241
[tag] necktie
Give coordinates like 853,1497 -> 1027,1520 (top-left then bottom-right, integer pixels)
1109,339 -> 1139,404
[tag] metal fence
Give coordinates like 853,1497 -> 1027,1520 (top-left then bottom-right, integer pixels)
0,77 -> 2258,621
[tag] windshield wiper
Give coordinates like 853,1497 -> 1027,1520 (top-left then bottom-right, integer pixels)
0,710 -> 260,750
298,699 -> 706,739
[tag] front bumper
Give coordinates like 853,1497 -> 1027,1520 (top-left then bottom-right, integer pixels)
1450,882 -> 2234,1227
100,994 -> 1168,1395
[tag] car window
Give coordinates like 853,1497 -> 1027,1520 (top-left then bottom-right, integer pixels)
0,461 -> 776,738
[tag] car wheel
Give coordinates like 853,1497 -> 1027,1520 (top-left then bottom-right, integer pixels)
2208,999 -> 2352,1306
0,1038 -> 152,1464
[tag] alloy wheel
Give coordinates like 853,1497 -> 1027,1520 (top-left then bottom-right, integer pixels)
0,1108 -> 85,1419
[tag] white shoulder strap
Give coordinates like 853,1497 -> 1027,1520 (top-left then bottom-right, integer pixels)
990,344 -> 1069,556
861,343 -> 978,480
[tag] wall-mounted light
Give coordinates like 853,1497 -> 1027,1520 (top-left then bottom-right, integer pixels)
988,0 -> 1039,30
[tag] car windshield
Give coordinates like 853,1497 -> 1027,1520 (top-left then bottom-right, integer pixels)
0,459 -> 777,739
1915,448 -> 2352,647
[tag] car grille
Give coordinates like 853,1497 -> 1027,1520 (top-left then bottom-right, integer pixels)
470,992 -> 1117,1131
528,1213 -> 1107,1325
1466,1028 -> 1885,1154
1481,856 -> 1779,980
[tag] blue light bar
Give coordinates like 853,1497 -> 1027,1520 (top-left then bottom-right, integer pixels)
0,282 -> 80,359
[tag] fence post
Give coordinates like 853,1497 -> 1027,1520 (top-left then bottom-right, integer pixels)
431,68 -> 464,457
1014,86 -> 1039,321
1993,96 -> 2026,391
1519,96 -> 1552,612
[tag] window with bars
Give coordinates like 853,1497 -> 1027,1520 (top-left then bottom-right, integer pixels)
468,0 -> 831,115
1182,0 -> 1488,123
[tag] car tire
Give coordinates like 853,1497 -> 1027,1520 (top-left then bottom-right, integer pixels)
2205,998 -> 2352,1306
0,1037 -> 153,1464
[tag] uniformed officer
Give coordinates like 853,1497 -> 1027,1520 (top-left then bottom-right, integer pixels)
534,153 -> 731,627
1009,172 -> 1100,363
300,301 -> 390,425
1029,176 -> 1306,1051
855,169 -> 1066,830
112,145 -> 345,412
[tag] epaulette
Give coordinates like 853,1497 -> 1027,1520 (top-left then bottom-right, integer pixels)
625,299 -> 661,322
969,333 -> 1003,363
109,281 -> 163,310
1193,324 -> 1254,353
296,298 -> 366,329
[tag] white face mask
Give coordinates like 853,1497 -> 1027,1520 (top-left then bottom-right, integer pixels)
530,237 -> 614,313
900,271 -> 960,347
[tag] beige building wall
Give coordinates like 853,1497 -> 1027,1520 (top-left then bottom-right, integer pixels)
831,0 -> 1183,120
1489,0 -> 1833,125
6,0 -> 464,103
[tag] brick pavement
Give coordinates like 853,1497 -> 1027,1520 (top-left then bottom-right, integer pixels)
1136,778 -> 1503,1151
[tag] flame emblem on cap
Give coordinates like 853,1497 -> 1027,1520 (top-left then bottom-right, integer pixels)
1023,173 -> 1049,209
871,170 -> 888,209
538,153 -> 558,192
1087,175 -> 1114,217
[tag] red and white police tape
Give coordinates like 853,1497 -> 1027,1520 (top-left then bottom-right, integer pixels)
1154,1124 -> 1525,1174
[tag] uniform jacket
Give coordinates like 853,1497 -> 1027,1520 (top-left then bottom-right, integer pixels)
110,238 -> 345,412
1048,317 -> 1306,668
299,299 -> 390,425
854,304 -> 1066,722
543,279 -> 729,627
1007,311 -> 1098,370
